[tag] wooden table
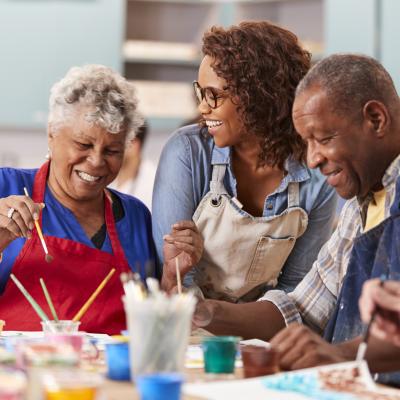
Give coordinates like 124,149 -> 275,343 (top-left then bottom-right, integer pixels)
102,366 -> 243,399
102,332 -> 242,399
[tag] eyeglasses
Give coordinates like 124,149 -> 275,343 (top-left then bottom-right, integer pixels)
193,81 -> 229,109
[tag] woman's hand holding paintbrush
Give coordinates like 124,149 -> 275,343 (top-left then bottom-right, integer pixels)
359,278 -> 400,349
0,190 -> 46,252
23,187 -> 53,263
162,220 -> 204,293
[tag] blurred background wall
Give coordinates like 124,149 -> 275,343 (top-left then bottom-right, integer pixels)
0,0 -> 399,170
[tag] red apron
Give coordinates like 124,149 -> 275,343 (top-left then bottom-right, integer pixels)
0,162 -> 131,334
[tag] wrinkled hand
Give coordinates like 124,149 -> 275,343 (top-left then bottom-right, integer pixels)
161,220 -> 204,292
270,324 -> 349,370
0,195 -> 44,248
359,279 -> 400,346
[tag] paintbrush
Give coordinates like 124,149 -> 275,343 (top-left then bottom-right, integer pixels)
72,268 -> 116,322
10,274 -> 49,322
175,257 -> 182,295
40,277 -> 59,322
23,187 -> 53,263
356,275 -> 387,361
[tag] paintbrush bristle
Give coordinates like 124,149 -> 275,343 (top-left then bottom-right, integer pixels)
45,254 -> 53,263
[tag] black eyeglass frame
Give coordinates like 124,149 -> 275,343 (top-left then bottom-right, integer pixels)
192,80 -> 230,109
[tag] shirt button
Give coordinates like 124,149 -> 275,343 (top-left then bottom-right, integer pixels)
266,203 -> 273,210
340,303 -> 344,310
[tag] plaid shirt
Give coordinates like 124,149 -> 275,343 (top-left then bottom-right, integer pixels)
260,155 -> 400,334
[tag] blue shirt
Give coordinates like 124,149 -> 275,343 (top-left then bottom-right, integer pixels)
152,124 -> 337,293
0,167 -> 158,292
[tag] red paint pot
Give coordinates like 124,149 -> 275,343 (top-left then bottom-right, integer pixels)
241,345 -> 279,378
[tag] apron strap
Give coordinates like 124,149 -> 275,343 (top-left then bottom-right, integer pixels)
103,190 -> 132,272
210,164 -> 229,195
287,182 -> 300,208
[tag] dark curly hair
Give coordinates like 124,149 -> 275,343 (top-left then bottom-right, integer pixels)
202,21 -> 311,169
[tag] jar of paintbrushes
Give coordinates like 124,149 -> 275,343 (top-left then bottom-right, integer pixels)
123,276 -> 196,380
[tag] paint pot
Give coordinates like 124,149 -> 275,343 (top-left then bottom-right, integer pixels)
136,373 -> 183,400
0,368 -> 26,400
41,320 -> 80,334
241,345 -> 279,378
104,339 -> 130,381
42,369 -> 102,400
46,333 -> 84,353
202,336 -> 240,374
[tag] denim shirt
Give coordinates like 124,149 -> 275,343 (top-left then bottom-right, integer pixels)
152,124 -> 337,293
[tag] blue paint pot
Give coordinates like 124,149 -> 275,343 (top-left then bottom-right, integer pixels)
136,373 -> 183,400
105,341 -> 130,381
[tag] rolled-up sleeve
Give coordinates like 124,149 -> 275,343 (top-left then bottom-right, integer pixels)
259,201 -> 357,334
152,132 -> 195,265
260,256 -> 338,333
275,177 -> 337,293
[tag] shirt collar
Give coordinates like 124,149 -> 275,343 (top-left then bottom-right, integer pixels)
274,157 -> 310,193
382,153 -> 400,188
211,144 -> 230,165
357,154 -> 400,203
355,153 -> 400,221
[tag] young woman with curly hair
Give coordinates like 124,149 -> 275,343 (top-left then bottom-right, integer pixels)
152,21 -> 337,320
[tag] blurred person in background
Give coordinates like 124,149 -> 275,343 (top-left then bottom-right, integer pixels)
153,21 -> 337,315
0,65 -> 157,334
110,122 -> 157,210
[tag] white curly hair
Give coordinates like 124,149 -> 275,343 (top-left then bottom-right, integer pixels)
48,64 -> 143,142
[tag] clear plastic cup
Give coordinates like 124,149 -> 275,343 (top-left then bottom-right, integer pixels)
46,333 -> 84,353
42,369 -> 103,400
41,320 -> 81,334
124,294 -> 196,380
0,369 -> 26,400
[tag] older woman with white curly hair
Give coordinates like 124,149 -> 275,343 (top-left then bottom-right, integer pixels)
0,65 -> 157,334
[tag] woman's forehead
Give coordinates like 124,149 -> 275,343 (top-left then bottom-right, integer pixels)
58,123 -> 126,144
198,56 -> 227,89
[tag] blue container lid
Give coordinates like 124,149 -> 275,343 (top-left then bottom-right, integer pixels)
136,373 -> 183,400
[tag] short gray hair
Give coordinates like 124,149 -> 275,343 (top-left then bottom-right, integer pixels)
48,64 -> 143,141
296,54 -> 398,118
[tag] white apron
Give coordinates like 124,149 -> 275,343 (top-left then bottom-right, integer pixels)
192,164 -> 308,302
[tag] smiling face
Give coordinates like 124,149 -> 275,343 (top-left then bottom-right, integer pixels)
197,56 -> 245,148
293,87 -> 383,199
48,111 -> 126,207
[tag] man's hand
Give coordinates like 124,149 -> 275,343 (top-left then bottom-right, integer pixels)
359,279 -> 400,346
192,298 -> 215,328
161,220 -> 203,293
270,323 -> 352,370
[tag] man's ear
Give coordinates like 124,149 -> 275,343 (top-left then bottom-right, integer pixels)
362,100 -> 390,137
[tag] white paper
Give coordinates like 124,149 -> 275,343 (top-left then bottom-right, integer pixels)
184,377 -> 308,400
184,361 -> 400,400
